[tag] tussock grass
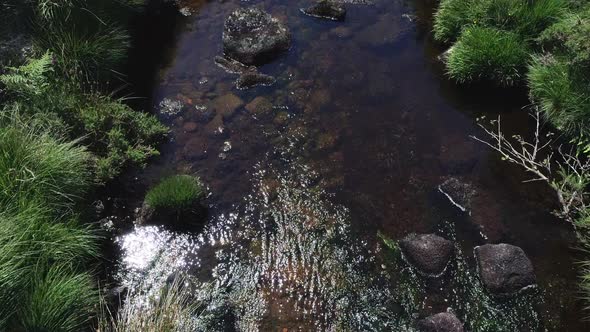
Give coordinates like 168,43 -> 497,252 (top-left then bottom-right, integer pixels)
433,0 -> 567,43
447,27 -> 529,86
146,175 -> 205,212
0,117 -> 91,212
18,265 -> 97,332
528,56 -> 590,135
33,22 -> 130,80
98,277 -> 198,332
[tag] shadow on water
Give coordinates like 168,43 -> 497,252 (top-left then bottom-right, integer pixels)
103,0 -> 590,330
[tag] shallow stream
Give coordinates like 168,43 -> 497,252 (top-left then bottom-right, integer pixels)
103,0 -> 590,330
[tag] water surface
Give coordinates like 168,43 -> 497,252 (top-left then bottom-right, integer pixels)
107,0 -> 589,330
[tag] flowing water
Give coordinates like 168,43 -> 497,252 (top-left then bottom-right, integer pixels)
102,0 -> 590,330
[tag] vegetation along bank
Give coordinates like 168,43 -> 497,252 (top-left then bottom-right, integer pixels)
0,0 -> 166,330
433,0 -> 590,314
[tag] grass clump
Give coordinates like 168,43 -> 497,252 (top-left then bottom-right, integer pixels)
528,56 -> 590,135
146,175 -> 205,212
98,277 -> 199,332
447,27 -> 529,86
18,265 -> 97,332
0,117 -> 91,211
433,0 -> 566,43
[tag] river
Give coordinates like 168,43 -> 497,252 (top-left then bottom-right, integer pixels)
101,0 -> 590,330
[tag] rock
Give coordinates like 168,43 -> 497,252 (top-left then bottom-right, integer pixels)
194,106 -> 216,124
223,8 -> 291,65
400,233 -> 454,276
417,312 -> 464,332
158,98 -> 185,117
214,55 -> 254,74
301,0 -> 346,21
236,71 -> 276,90
0,34 -> 33,70
475,243 -> 536,296
329,26 -> 353,38
357,14 -> 403,47
273,111 -> 290,126
213,93 -> 244,121
182,122 -> 198,132
438,177 -> 475,214
183,137 -> 208,160
245,96 -> 274,115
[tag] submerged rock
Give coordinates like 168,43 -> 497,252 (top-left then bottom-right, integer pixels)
438,177 -> 475,214
400,233 -> 454,276
475,243 -> 536,296
236,71 -> 276,90
417,312 -> 464,332
214,55 -> 254,74
213,93 -> 244,121
245,96 -> 274,115
223,8 -> 291,65
301,0 -> 347,21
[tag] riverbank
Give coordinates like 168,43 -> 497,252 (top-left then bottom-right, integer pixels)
0,1 -> 165,330
433,0 -> 590,316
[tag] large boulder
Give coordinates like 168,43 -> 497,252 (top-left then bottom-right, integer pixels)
417,312 -> 464,332
400,234 -> 454,276
223,8 -> 291,65
475,243 -> 536,296
301,0 -> 346,21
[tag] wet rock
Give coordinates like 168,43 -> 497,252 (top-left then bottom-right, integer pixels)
214,55 -> 254,74
158,98 -> 185,117
438,177 -> 475,214
223,8 -> 291,65
0,34 -> 33,70
236,71 -> 276,90
475,243 -> 536,296
213,93 -> 244,121
301,0 -> 346,21
194,106 -> 216,124
246,96 -> 274,115
417,312 -> 464,332
400,233 -> 454,276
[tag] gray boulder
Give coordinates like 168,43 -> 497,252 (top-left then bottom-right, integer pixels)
223,8 -> 291,65
475,243 -> 536,295
417,312 -> 464,332
301,0 -> 346,21
400,234 -> 454,276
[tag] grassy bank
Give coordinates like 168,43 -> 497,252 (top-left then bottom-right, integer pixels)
433,0 -> 590,316
0,1 -> 165,330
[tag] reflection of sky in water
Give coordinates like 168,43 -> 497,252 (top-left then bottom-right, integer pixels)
115,135 -> 405,330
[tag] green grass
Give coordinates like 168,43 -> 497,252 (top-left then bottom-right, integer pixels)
18,265 -> 97,332
433,0 -> 566,43
0,116 -> 91,212
447,27 -> 529,86
146,175 -> 205,212
98,276 -> 199,332
1,55 -> 167,182
528,56 -> 590,135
